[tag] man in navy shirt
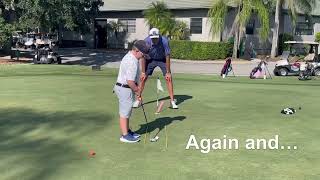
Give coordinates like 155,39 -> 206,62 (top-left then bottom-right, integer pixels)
133,28 -> 178,109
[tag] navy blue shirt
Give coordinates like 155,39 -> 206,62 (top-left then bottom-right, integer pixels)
145,36 -> 170,62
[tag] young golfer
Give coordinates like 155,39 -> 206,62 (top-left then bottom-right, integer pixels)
114,40 -> 150,143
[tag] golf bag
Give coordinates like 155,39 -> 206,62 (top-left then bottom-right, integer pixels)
250,66 -> 262,79
220,58 -> 233,77
250,60 -> 271,79
298,62 -> 313,80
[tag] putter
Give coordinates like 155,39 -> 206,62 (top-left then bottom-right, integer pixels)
140,100 -> 149,143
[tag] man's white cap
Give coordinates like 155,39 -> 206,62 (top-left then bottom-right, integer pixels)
149,28 -> 160,39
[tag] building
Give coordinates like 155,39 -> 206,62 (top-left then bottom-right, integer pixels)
68,0 -> 320,55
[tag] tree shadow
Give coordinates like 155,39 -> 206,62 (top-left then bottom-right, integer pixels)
143,94 -> 193,106
0,107 -> 111,180
60,49 -> 126,66
135,116 -> 186,135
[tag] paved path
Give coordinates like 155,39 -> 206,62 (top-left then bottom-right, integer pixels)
1,48 -> 276,76
102,53 -> 276,76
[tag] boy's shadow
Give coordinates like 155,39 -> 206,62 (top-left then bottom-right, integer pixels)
144,95 -> 193,106
135,116 -> 186,135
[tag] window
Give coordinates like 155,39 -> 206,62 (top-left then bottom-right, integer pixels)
295,22 -> 314,35
246,19 -> 255,34
118,19 -> 136,33
190,18 -> 202,34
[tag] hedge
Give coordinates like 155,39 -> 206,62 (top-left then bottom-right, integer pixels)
170,40 -> 233,60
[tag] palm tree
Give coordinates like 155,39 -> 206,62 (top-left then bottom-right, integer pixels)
170,20 -> 190,40
107,21 -> 124,48
270,0 -> 315,58
143,1 -> 175,36
208,0 -> 270,58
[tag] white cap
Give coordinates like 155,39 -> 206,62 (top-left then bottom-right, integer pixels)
149,28 -> 160,39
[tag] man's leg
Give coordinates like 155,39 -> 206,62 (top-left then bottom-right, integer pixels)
133,61 -> 155,107
165,77 -> 174,101
158,62 -> 178,109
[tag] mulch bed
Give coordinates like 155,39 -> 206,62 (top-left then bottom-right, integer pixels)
0,58 -> 31,65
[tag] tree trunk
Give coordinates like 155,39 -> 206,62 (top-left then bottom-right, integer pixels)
233,2 -> 242,59
233,26 -> 239,58
58,23 -> 63,47
271,0 -> 281,58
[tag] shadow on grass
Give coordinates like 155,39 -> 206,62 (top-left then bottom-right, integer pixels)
143,95 -> 193,106
0,108 -> 111,180
135,116 -> 186,135
61,50 -> 126,66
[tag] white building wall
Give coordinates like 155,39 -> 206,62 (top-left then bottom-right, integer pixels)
189,17 -> 220,42
107,18 -> 149,44
126,18 -> 149,42
107,17 -> 220,45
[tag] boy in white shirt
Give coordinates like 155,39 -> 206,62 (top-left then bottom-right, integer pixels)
114,40 -> 150,143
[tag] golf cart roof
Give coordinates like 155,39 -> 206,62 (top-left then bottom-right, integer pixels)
284,41 -> 320,45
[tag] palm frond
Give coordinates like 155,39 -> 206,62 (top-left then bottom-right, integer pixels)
287,0 -> 297,25
239,0 -> 253,29
143,1 -> 174,35
207,0 -> 228,35
254,0 -> 270,41
294,0 -> 315,14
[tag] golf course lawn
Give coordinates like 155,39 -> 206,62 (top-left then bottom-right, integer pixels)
0,64 -> 319,180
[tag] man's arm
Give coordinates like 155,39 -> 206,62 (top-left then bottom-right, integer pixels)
140,57 -> 147,81
165,55 -> 171,73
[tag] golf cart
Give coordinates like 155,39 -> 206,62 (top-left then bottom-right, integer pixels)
33,33 -> 61,64
273,41 -> 320,76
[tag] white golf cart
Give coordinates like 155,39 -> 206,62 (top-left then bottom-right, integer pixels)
273,41 -> 320,76
33,33 -> 61,64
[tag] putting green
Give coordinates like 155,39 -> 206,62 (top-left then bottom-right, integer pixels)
0,64 -> 319,180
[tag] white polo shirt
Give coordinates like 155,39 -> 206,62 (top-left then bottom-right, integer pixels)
116,52 -> 140,84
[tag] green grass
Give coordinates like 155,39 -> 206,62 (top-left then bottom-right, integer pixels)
0,64 -> 319,180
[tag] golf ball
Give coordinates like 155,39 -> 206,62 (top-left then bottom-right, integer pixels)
150,136 -> 159,142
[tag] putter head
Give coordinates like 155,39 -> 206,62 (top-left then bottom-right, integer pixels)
150,136 -> 159,142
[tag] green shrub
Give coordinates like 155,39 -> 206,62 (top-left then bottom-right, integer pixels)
170,40 -> 233,60
0,17 -> 14,49
315,32 -> 320,43
278,33 -> 294,55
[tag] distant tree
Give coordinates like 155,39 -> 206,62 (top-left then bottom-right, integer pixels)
271,0 -> 315,58
208,0 -> 270,58
170,20 -> 190,40
143,1 -> 174,36
0,17 -> 14,48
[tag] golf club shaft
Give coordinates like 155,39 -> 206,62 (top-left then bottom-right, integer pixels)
140,101 -> 148,124
140,101 -> 149,143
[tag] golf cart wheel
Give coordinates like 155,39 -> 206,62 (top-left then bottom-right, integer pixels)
47,58 -> 53,64
278,68 -> 288,76
314,68 -> 320,76
33,57 -> 40,64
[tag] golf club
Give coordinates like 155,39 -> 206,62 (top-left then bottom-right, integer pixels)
140,100 -> 149,143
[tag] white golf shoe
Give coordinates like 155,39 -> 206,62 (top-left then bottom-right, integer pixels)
132,100 -> 141,108
171,100 -> 178,109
